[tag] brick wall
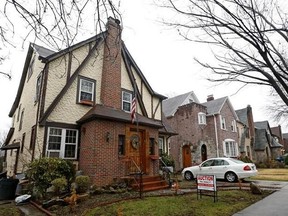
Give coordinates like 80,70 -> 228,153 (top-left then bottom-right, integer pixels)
100,18 -> 122,109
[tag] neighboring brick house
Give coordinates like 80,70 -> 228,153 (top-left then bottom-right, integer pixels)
2,18 -> 172,186
163,93 -> 239,171
271,125 -> 285,154
254,121 -> 282,162
235,105 -> 256,160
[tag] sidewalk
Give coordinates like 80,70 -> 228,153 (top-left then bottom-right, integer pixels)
233,181 -> 288,216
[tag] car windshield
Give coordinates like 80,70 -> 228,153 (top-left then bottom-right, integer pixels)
228,158 -> 245,164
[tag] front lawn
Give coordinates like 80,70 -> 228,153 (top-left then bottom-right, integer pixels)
83,190 -> 271,216
250,168 -> 288,181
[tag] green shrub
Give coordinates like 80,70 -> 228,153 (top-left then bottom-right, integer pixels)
160,153 -> 175,167
25,157 -> 76,198
75,175 -> 91,193
51,177 -> 67,195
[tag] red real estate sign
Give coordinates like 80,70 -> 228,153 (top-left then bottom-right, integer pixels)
197,175 -> 216,191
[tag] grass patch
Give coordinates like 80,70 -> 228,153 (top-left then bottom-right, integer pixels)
250,168 -> 288,181
0,202 -> 22,216
84,190 -> 272,216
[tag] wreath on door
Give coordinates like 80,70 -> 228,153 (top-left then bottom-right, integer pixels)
130,134 -> 139,149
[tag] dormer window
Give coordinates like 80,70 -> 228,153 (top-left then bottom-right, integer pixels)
78,77 -> 95,105
122,91 -> 132,112
198,112 -> 206,125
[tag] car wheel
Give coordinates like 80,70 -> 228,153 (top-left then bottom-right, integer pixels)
184,171 -> 194,181
225,172 -> 237,182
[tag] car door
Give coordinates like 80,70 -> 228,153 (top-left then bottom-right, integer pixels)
213,159 -> 229,179
199,159 -> 215,176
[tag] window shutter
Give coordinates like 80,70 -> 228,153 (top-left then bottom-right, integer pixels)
223,141 -> 226,157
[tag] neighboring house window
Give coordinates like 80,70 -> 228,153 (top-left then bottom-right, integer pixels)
46,127 -> 78,159
231,120 -> 237,132
118,135 -> 125,155
21,133 -> 26,153
149,138 -> 155,155
158,137 -> 164,156
35,73 -> 42,102
19,109 -> 24,131
224,139 -> 238,157
220,115 -> 226,130
29,125 -> 36,150
78,77 -> 95,105
27,55 -> 35,81
246,146 -> 251,158
122,91 -> 132,112
198,112 -> 206,125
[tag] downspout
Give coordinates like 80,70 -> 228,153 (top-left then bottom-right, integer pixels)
213,114 -> 219,157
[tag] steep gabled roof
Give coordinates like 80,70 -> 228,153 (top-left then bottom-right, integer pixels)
202,96 -> 227,115
235,107 -> 248,125
201,97 -> 238,121
254,121 -> 270,130
254,129 -> 268,150
162,91 -> 200,117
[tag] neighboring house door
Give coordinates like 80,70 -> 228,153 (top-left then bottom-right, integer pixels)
201,144 -> 207,161
182,145 -> 191,168
127,130 -> 146,173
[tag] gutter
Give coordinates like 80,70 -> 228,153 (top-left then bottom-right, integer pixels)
213,114 -> 219,157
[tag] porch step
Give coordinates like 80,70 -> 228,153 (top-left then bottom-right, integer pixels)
130,175 -> 169,192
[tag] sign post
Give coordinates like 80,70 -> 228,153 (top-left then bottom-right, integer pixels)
197,175 -> 217,202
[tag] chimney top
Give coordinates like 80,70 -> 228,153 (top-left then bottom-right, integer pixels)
207,94 -> 214,101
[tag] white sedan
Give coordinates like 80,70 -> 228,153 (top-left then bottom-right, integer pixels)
182,157 -> 258,182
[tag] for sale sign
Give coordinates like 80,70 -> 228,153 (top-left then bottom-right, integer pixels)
197,175 -> 216,191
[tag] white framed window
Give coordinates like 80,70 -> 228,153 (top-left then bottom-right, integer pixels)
46,127 -> 78,159
78,78 -> 95,104
220,115 -> 226,130
223,139 -> 238,157
231,120 -> 237,132
122,91 -> 132,112
198,112 -> 206,125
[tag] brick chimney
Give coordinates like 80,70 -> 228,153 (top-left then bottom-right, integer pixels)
207,94 -> 214,101
100,17 -> 122,109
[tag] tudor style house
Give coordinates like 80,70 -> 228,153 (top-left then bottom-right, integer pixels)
163,93 -> 239,171
2,18 -> 172,187
254,121 -> 282,162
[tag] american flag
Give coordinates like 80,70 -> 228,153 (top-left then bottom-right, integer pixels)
131,95 -> 136,123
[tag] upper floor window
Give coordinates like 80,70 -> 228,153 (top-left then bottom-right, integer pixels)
224,139 -> 238,157
78,77 -> 95,105
231,120 -> 237,132
19,109 -> 24,131
27,55 -> 35,81
122,91 -> 132,112
46,127 -> 78,159
198,112 -> 206,125
220,115 -> 226,130
17,104 -> 22,122
35,73 -> 42,103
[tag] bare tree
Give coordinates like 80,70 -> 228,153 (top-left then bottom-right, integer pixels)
0,0 -> 121,78
161,0 -> 288,120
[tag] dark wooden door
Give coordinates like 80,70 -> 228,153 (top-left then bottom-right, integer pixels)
182,145 -> 191,168
127,130 -> 146,173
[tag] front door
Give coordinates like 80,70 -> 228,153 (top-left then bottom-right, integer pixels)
182,145 -> 192,168
127,130 -> 146,173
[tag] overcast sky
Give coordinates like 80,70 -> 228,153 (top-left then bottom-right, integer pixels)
0,0 -> 284,134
